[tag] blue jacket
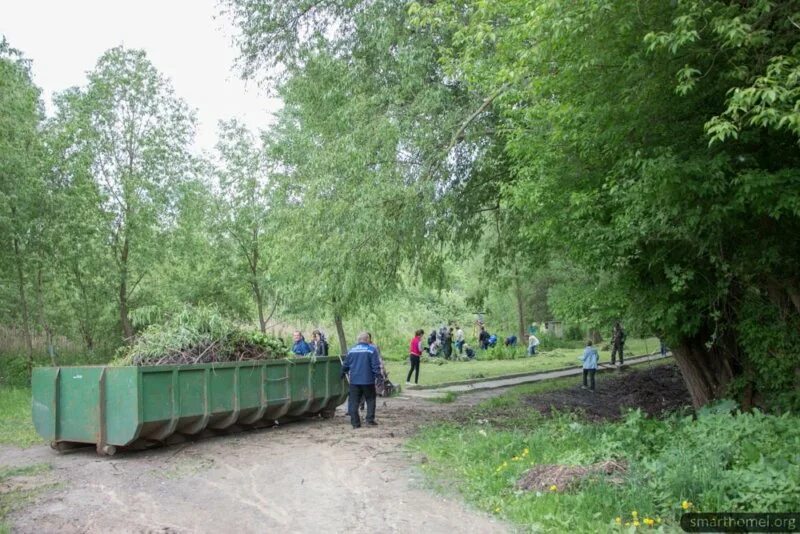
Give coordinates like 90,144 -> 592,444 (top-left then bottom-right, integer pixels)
580,346 -> 599,369
292,339 -> 312,356
342,342 -> 381,385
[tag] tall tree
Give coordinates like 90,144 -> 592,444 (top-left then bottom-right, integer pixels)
50,47 -> 196,342
213,119 -> 280,333
0,37 -> 45,376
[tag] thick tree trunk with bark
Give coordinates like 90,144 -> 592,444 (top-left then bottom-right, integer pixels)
334,314 -> 347,356
672,331 -> 739,408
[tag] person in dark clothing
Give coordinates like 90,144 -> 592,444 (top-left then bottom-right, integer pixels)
504,335 -> 517,347
464,344 -> 476,359
442,328 -> 453,360
610,321 -> 626,365
427,330 -> 437,347
407,329 -> 424,384
292,331 -> 312,356
340,332 -> 381,428
479,326 -> 490,350
659,337 -> 668,357
310,329 -> 329,356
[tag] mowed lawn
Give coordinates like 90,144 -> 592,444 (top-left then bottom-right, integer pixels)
385,338 -> 661,386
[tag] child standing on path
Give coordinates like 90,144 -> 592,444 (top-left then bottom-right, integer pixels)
407,329 -> 424,385
579,340 -> 599,391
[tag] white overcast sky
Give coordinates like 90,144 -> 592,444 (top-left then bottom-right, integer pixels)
0,0 -> 281,152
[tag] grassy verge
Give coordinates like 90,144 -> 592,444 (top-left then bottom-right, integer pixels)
0,389 -> 38,448
408,371 -> 800,532
386,338 -> 660,386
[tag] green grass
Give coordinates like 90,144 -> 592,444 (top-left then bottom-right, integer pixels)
429,391 -> 458,403
386,337 -> 660,386
0,389 -> 39,448
407,365 -> 800,533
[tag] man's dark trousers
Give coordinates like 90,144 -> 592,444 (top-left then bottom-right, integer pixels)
348,383 -> 376,427
611,343 -> 624,364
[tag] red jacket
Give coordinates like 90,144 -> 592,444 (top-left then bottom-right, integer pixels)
409,335 -> 422,356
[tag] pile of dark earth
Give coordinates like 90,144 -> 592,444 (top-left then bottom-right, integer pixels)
522,364 -> 692,421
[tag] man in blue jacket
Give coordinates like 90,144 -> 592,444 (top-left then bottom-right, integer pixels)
341,332 -> 382,428
292,331 -> 312,356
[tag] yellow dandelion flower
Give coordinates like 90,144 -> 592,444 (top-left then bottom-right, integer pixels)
656,518 -> 662,524
633,520 -> 640,527
494,507 -> 500,513
681,500 -> 692,510
615,517 -> 622,524
549,484 -> 558,492
632,511 -> 638,518
644,518 -> 655,527
625,522 -> 630,526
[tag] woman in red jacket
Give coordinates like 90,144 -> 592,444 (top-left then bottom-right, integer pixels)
407,329 -> 424,385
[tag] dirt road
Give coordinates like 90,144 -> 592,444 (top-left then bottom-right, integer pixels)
2,390 -> 509,534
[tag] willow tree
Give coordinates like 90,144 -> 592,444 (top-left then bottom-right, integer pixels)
411,0 -> 800,408
225,0 -> 477,352
0,38 -> 44,374
213,119 -> 281,333
49,47 -> 196,342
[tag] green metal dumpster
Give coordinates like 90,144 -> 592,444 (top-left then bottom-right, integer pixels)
31,357 -> 347,455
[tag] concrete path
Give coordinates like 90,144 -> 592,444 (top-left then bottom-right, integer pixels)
402,353 -> 670,399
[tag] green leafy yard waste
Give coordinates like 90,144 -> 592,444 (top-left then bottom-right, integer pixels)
114,307 -> 291,366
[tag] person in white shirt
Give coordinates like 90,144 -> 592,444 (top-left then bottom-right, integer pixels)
527,334 -> 540,356
455,326 -> 465,355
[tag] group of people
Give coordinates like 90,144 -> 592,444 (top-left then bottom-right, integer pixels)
336,320 -> 640,427
424,325 -> 469,360
291,330 -> 329,357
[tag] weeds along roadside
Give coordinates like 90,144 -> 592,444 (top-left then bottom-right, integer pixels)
407,371 -> 800,532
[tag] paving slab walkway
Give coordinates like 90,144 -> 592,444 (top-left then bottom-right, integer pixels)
402,353 -> 670,399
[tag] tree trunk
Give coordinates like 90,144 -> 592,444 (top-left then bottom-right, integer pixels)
334,314 -> 347,356
589,329 -> 603,344
119,235 -> 134,342
35,267 -> 56,366
254,286 -> 267,334
672,332 -> 738,408
13,237 -> 34,378
250,229 -> 266,333
513,269 -> 526,341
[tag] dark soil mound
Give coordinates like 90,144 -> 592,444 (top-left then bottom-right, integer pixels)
521,364 -> 692,421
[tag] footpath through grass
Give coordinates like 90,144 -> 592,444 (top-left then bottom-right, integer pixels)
407,367 -> 800,533
0,389 -> 37,448
386,337 -> 659,386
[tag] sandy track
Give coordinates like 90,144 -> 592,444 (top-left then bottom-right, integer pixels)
2,391 -> 509,534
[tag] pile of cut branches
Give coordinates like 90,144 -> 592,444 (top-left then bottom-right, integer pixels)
114,307 -> 291,366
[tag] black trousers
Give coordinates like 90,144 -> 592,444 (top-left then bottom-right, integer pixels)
442,342 -> 452,359
611,343 -> 624,364
583,368 -> 596,390
348,383 -> 376,427
407,355 -> 420,383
